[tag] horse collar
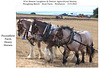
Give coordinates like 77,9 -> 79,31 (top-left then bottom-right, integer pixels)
42,23 -> 52,42
64,30 -> 74,45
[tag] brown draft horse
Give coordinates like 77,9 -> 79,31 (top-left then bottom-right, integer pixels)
17,19 -> 44,59
53,26 -> 96,65
30,19 -> 63,62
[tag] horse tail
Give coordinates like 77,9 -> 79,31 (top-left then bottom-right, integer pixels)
90,42 -> 95,57
86,42 -> 95,57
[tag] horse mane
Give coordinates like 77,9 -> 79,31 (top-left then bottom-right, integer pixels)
62,25 -> 73,31
21,20 -> 25,22
56,27 -> 62,31
56,25 -> 73,31
37,21 -> 48,25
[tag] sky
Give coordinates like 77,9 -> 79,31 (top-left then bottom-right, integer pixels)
16,6 -> 98,15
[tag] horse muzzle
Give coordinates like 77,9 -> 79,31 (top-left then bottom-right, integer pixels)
18,33 -> 20,36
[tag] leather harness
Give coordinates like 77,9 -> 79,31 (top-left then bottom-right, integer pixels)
55,27 -> 83,50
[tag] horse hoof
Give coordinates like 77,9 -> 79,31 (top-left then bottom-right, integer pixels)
40,57 -> 44,59
47,59 -> 51,62
75,63 -> 79,65
40,55 -> 44,59
89,61 -> 92,63
27,55 -> 34,59
63,63 -> 66,66
89,59 -> 92,63
81,60 -> 85,63
47,59 -> 54,63
27,56 -> 33,59
75,63 -> 79,66
49,60 -> 54,63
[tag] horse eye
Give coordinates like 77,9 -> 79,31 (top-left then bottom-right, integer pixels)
55,34 -> 58,37
35,24 -> 37,26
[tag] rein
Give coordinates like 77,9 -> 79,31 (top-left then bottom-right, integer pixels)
43,24 -> 48,35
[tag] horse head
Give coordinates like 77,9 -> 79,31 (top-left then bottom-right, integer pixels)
17,19 -> 24,36
53,26 -> 63,43
31,19 -> 39,34
53,25 -> 73,44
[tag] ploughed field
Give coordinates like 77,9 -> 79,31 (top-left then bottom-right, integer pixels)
16,18 -> 98,67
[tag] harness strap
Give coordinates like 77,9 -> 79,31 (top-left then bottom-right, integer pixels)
66,31 -> 91,48
64,30 -> 74,46
25,22 -> 36,46
28,23 -> 33,36
56,28 -> 74,49
29,24 -> 32,32
74,32 -> 82,42
68,31 -> 74,45
73,39 -> 89,47
66,45 -> 71,50
65,31 -> 74,50
43,25 -> 48,35
42,24 -> 52,41
26,32 -> 35,46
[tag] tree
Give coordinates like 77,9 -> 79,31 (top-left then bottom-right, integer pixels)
93,8 -> 98,18
31,12 -> 36,14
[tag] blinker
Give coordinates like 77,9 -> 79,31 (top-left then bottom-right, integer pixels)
35,24 -> 37,26
20,22 -> 22,24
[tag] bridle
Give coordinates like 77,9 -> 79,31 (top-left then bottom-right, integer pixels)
31,22 -> 39,35
54,27 -> 74,46
17,20 -> 24,32
55,31 -> 63,39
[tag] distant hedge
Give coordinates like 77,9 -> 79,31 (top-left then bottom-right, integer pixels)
31,12 -> 36,14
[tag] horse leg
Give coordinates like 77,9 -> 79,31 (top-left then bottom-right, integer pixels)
54,46 -> 57,58
49,47 -> 54,62
52,46 -> 57,58
45,46 -> 50,61
89,43 -> 94,62
75,51 -> 80,65
37,41 -> 44,59
27,45 -> 34,59
63,46 -> 70,65
63,50 -> 67,65
86,43 -> 94,62
45,45 -> 54,62
89,47 -> 93,62
86,47 -> 92,62
70,53 -> 77,63
80,50 -> 85,63
89,55 -> 92,62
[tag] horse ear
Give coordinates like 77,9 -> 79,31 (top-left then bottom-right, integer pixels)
19,19 -> 20,21
34,18 -> 36,22
20,21 -> 22,24
60,25 -> 63,29
32,18 -> 36,24
57,25 -> 59,27
71,27 -> 74,30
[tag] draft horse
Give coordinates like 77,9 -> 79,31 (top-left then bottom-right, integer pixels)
53,26 -> 95,65
30,19 -> 61,62
17,19 -> 44,59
